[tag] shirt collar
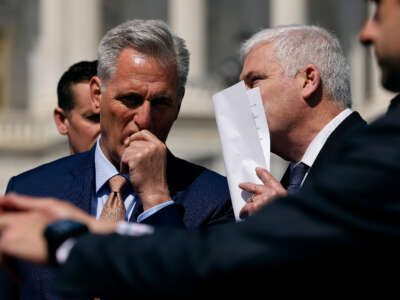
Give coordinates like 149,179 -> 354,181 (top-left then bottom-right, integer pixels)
300,108 -> 353,168
94,136 -> 120,193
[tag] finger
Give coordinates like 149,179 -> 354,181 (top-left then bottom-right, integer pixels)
127,130 -> 159,144
127,140 -> 149,149
0,213 -> 24,230
0,193 -> 48,212
0,194 -> 20,211
255,167 -> 276,185
239,202 -> 259,218
123,131 -> 149,147
120,145 -> 142,173
249,200 -> 263,216
120,146 -> 144,173
238,182 -> 266,194
256,167 -> 287,194
250,195 -> 270,211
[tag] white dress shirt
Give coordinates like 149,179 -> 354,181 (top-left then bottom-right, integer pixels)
294,108 -> 353,186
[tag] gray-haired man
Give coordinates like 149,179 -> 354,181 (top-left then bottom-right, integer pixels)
238,25 -> 366,217
1,19 -> 233,300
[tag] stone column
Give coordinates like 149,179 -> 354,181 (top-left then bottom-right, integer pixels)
0,30 -> 11,109
167,0 -> 223,173
167,0 -> 213,118
63,0 -> 101,66
28,0 -> 100,117
168,0 -> 207,82
270,0 -> 307,26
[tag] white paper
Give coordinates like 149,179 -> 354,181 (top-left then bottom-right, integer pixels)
212,81 -> 270,221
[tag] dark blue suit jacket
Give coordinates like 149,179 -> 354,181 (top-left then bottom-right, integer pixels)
1,147 -> 233,300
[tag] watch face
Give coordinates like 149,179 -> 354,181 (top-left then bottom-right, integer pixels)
46,220 -> 89,239
51,220 -> 87,235
44,220 -> 89,266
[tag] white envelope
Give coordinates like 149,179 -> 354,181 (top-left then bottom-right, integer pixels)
213,81 -> 270,221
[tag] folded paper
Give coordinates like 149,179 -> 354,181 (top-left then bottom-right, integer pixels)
213,81 -> 270,221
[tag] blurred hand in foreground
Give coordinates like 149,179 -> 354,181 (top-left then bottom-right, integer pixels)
0,193 -> 116,265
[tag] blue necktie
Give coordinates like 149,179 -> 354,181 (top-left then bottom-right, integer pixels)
286,162 -> 309,195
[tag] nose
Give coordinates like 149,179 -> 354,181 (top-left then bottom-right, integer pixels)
359,18 -> 377,47
134,100 -> 152,130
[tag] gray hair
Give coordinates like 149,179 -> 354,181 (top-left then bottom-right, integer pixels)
98,19 -> 190,100
240,25 -> 352,108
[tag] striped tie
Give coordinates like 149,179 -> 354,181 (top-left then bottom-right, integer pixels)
286,162 -> 309,195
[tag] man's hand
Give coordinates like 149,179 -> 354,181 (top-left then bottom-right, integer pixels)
0,210 -> 49,264
239,167 -> 288,218
121,130 -> 171,211
0,193 -> 119,265
0,193 -> 94,227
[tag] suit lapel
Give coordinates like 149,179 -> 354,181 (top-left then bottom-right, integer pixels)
65,147 -> 96,214
280,112 -> 366,189
37,147 -> 96,300
165,150 -> 180,197
280,165 -> 291,189
303,112 -> 366,186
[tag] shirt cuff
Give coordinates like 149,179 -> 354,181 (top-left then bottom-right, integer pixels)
116,221 -> 154,236
55,221 -> 155,265
136,200 -> 174,223
56,238 -> 77,265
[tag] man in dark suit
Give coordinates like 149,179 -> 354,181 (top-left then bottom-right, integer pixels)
0,19 -> 232,300
238,25 -> 366,217
53,60 -> 100,155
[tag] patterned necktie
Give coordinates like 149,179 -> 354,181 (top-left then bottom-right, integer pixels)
286,162 -> 309,195
100,174 -> 127,222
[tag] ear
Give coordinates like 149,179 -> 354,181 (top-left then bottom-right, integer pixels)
53,107 -> 70,135
298,64 -> 321,100
89,76 -> 102,114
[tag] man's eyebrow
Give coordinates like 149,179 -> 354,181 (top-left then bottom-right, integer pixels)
115,91 -> 142,99
150,91 -> 176,101
242,71 -> 265,81
82,110 -> 98,117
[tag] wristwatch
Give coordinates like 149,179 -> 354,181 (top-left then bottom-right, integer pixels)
44,220 -> 89,266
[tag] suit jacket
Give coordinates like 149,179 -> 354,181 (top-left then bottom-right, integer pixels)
280,111 -> 366,189
387,93 -> 400,114
53,107 -> 400,297
1,147 -> 233,300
